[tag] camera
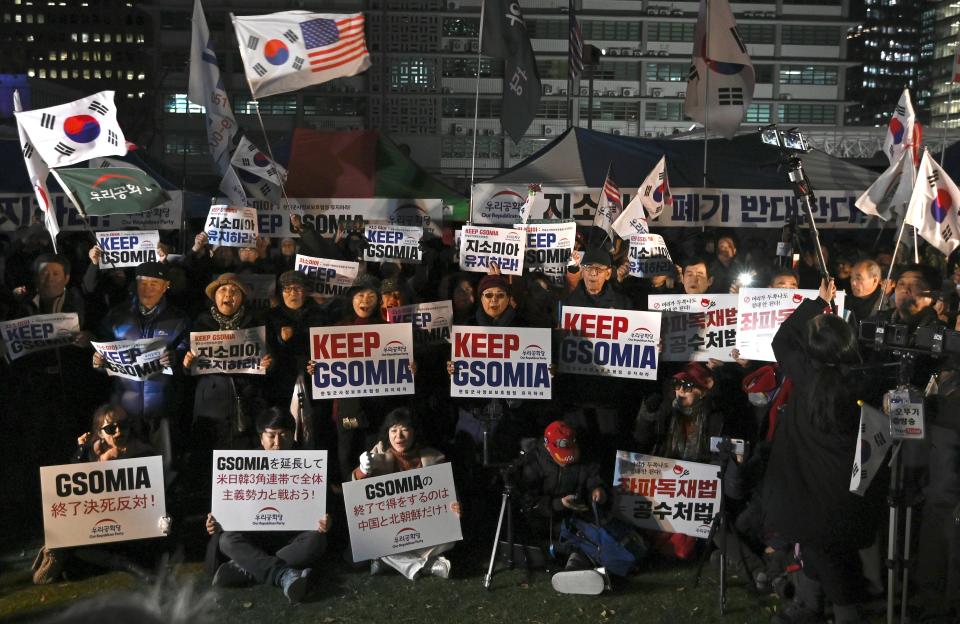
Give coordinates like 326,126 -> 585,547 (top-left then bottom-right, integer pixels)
760,125 -> 810,153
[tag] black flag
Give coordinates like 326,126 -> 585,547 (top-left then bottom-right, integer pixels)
481,0 -> 541,144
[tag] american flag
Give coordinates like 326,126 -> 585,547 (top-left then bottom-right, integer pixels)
301,14 -> 368,74
593,167 -> 623,239
569,10 -> 583,81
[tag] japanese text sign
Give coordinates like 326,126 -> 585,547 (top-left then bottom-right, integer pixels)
41,456 -> 167,548
342,463 -> 462,562
211,451 -> 328,531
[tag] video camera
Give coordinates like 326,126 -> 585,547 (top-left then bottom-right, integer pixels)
858,320 -> 960,359
759,125 -> 810,154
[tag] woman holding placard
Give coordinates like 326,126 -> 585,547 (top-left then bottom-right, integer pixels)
353,408 -> 460,580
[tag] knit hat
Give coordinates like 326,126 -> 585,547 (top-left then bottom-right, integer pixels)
205,273 -> 251,301
279,270 -> 308,290
349,273 -> 381,296
581,247 -> 612,268
477,274 -> 510,296
543,420 -> 579,466
673,362 -> 715,391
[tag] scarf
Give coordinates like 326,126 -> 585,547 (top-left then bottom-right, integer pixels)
210,305 -> 246,329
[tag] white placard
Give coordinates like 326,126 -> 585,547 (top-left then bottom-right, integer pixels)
1,312 -> 80,362
558,307 -> 661,379
850,403 -> 893,495
205,205 -> 258,247
294,254 -> 359,299
363,224 -> 422,264
211,451 -> 327,531
450,326 -> 551,399
190,327 -> 267,376
90,338 -> 171,380
386,300 -> 453,346
514,221 -> 576,286
342,463 -> 462,562
309,324 -> 415,399
648,294 -> 739,362
96,230 -> 160,269
41,456 -> 167,548
613,451 -> 720,538
628,233 -> 674,278
888,388 -> 925,440
252,198 -> 443,238
736,288 -> 846,362
458,226 -> 525,276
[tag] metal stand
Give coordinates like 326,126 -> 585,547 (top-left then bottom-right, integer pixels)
483,466 -> 519,589
693,500 -> 728,614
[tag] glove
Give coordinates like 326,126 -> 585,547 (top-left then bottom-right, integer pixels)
158,515 -> 172,535
359,451 -> 374,475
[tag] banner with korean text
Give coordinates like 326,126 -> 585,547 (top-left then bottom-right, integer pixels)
249,198 -> 443,238
1,312 -> 79,362
458,226 -> 525,276
628,233 -> 674,278
363,224 -> 422,264
470,183 -> 866,229
96,230 -> 160,269
205,205 -> 258,247
450,326 -> 551,399
648,294 -> 738,362
90,338 -> 171,381
211,451 -> 327,531
309,324 -> 415,399
294,254 -> 359,298
342,463 -> 462,562
514,221 -> 576,286
386,301 -> 453,346
613,451 -> 720,538
0,191 -> 177,233
558,307 -> 661,380
736,288 -> 845,361
41,456 -> 167,548
190,327 -> 267,376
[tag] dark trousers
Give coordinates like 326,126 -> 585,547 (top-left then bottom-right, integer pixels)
799,543 -> 865,607
914,502 -> 960,615
219,530 -> 326,586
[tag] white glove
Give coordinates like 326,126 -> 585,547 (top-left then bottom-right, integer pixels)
158,515 -> 172,535
359,451 -> 374,475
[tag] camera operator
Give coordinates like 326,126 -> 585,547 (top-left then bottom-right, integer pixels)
763,278 -> 886,624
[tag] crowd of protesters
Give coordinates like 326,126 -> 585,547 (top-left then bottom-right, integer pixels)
1,214 -> 959,623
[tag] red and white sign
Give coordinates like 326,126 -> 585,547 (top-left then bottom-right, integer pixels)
309,324 -> 415,399
736,288 -> 845,361
211,450 -> 327,531
450,326 -> 551,399
558,307 -> 661,379
648,294 -> 738,362
342,463 -> 462,562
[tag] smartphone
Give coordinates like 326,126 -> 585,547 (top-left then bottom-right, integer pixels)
709,436 -> 746,456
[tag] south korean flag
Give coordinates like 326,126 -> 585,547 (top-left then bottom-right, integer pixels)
230,135 -> 288,187
14,90 -> 127,167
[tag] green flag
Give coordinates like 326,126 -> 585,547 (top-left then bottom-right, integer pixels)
52,167 -> 171,217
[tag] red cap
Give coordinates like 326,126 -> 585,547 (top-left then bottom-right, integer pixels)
672,362 -> 714,390
544,421 -> 579,465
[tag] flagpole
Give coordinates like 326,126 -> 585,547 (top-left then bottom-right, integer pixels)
875,216 -> 908,314
468,1 -> 486,224
701,0 -> 711,189
566,0 -> 574,130
251,99 -> 290,204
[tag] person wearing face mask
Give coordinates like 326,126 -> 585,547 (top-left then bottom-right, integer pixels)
183,274 -> 273,456
204,407 -> 329,603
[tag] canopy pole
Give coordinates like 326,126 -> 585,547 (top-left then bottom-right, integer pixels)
468,0 -> 486,224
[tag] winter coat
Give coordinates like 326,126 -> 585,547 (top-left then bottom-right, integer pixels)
98,297 -> 190,422
264,300 -> 327,406
519,445 -> 605,519
352,441 -> 445,480
762,297 -> 886,550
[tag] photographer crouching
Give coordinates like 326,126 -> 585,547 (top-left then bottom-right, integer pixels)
763,278 -> 886,624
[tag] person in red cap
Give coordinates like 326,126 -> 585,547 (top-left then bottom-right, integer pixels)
519,421 -> 607,570
632,362 -> 723,462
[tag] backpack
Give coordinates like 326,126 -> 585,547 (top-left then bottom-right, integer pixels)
558,517 -> 646,577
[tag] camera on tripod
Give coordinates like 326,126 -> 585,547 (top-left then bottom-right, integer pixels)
759,125 -> 810,153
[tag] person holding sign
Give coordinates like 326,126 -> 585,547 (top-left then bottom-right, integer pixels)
762,279 -> 883,624
184,274 -> 273,454
205,408 -> 328,604
33,403 -> 165,585
353,408 -> 460,580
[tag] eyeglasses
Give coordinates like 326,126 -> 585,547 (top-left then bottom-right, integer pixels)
582,265 -> 608,275
100,422 -> 124,435
283,286 -> 305,293
482,292 -> 507,300
673,379 -> 696,391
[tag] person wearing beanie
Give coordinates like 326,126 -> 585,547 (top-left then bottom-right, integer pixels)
475,271 -> 519,326
563,246 -> 630,309
205,406 -> 330,604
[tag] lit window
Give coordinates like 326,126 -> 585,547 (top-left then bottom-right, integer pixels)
81,32 -> 89,43
27,68 -> 35,77
105,69 -> 112,77
49,69 -> 57,78
94,70 -> 101,78
126,71 -> 134,80
83,69 -> 90,79
38,68 -> 46,77
48,50 -> 56,60
137,72 -> 145,80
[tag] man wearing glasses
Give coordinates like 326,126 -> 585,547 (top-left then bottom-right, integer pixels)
564,247 -> 630,310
